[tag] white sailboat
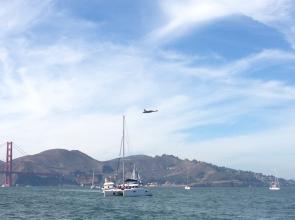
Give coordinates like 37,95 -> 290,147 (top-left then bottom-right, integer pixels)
184,174 -> 191,190
123,164 -> 152,197
90,171 -> 96,189
103,115 -> 152,197
269,177 -> 280,191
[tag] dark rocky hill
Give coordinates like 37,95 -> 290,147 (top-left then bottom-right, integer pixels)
12,149 -> 101,174
104,154 -> 295,187
0,149 -> 294,187
0,149 -> 102,186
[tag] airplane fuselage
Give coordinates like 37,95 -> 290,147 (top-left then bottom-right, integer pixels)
143,109 -> 158,113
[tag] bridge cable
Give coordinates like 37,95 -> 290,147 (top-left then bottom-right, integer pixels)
13,144 -> 29,157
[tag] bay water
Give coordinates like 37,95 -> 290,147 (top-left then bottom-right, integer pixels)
0,186 -> 294,219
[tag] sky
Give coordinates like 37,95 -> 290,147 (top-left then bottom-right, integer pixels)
0,0 -> 295,179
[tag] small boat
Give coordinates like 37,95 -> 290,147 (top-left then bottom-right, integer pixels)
103,115 -> 152,197
90,171 -> 95,189
184,173 -> 191,190
269,177 -> 280,191
184,185 -> 191,190
146,182 -> 158,187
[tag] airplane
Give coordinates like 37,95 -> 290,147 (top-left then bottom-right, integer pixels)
143,109 -> 158,113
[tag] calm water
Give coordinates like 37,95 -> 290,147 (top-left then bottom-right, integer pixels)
0,187 -> 294,219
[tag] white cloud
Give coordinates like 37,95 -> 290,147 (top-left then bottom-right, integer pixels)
1,42 -> 294,163
0,0 -> 52,36
227,49 -> 295,75
2,45 -> 295,172
186,122 -> 295,179
153,0 -> 295,48
0,1 -> 294,179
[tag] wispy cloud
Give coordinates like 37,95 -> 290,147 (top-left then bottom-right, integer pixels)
0,0 -> 53,36
190,122 -> 295,178
152,0 -> 295,48
0,1 -> 294,178
1,40 -> 294,157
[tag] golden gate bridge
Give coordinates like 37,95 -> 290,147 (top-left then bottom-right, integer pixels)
0,141 -> 61,187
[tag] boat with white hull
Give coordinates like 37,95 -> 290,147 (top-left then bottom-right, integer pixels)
121,165 -> 152,196
102,178 -> 123,196
123,187 -> 152,197
103,116 -> 152,197
269,177 -> 280,191
184,185 -> 191,190
90,171 -> 96,189
184,172 -> 191,190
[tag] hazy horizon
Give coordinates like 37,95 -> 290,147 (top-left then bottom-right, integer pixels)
0,0 -> 295,179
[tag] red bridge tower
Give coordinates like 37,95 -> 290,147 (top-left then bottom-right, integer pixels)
5,142 -> 13,187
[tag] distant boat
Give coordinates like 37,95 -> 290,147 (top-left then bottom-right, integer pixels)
184,173 -> 191,190
103,115 -> 152,197
146,182 -> 158,187
184,185 -> 191,190
269,177 -> 280,191
90,171 -> 95,189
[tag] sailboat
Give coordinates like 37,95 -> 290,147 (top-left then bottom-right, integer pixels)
184,174 -> 191,190
269,176 -> 280,191
103,115 -> 152,197
123,163 -> 152,197
90,171 -> 95,189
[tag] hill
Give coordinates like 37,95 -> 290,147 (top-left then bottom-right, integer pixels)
0,149 -> 102,185
104,154 -> 295,187
0,149 -> 294,187
12,149 -> 101,174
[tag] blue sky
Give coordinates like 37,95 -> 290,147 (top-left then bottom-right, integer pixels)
0,0 -> 295,179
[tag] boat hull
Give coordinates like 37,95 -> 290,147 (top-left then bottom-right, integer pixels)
103,189 -> 124,197
269,187 -> 280,191
123,188 -> 152,197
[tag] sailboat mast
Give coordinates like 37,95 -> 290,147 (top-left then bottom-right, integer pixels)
92,171 -> 94,186
122,115 -> 125,184
186,175 -> 188,185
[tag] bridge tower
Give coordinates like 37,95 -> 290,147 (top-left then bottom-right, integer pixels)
5,142 -> 13,187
